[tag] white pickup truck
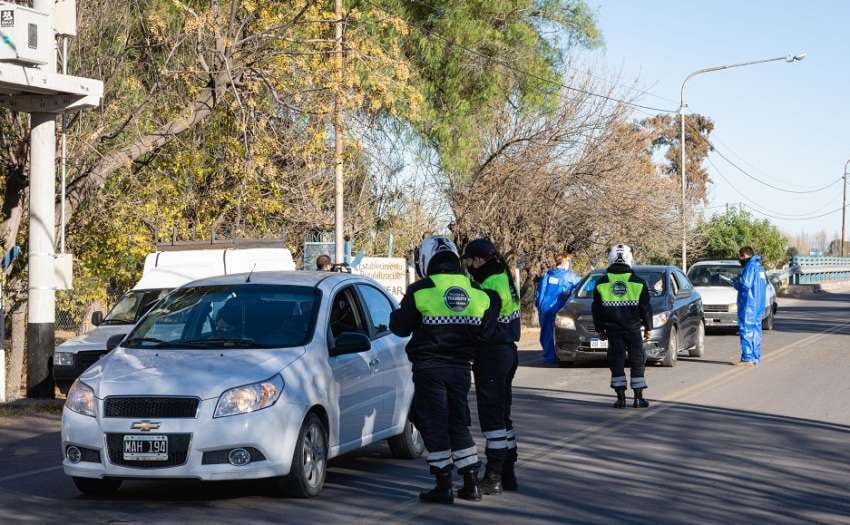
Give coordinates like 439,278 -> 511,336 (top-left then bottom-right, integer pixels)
52,247 -> 295,394
686,259 -> 777,331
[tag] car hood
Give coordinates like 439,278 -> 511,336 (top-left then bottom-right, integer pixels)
694,286 -> 737,306
80,346 -> 306,400
56,325 -> 133,353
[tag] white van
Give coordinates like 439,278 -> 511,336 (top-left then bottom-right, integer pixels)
52,247 -> 295,394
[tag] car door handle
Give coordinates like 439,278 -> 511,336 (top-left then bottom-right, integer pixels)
369,358 -> 381,371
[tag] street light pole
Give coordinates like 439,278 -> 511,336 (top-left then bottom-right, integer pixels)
842,160 -> 848,257
333,0 -> 345,265
678,53 -> 807,272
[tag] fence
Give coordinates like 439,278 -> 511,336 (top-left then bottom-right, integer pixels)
789,256 -> 850,284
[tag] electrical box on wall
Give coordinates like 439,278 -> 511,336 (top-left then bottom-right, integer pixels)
0,3 -> 51,66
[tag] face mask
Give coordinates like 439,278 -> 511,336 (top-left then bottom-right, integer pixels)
739,258 -> 749,267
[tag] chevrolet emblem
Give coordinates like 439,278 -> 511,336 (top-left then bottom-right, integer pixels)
130,420 -> 161,432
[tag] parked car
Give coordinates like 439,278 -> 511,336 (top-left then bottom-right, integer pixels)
554,265 -> 704,367
53,247 -> 295,394
61,271 -> 422,497
686,260 -> 777,331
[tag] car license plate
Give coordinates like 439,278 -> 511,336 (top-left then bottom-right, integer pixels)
590,338 -> 608,349
123,435 -> 168,461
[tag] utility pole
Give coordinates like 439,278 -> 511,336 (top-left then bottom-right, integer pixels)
842,160 -> 848,257
333,0 -> 345,264
27,0 -> 58,397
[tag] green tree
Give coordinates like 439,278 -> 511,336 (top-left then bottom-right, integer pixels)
698,210 -> 787,268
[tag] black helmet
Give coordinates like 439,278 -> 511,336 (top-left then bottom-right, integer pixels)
461,238 -> 497,260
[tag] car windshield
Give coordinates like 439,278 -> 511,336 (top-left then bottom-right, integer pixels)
123,284 -> 319,349
102,289 -> 170,325
687,265 -> 742,287
576,271 -> 667,298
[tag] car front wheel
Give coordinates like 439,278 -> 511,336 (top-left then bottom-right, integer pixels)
280,412 -> 328,498
72,476 -> 122,496
762,309 -> 775,331
689,321 -> 705,358
662,326 -> 678,367
388,419 -> 425,459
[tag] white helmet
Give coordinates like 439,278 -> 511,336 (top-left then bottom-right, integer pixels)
608,244 -> 634,267
417,236 -> 459,277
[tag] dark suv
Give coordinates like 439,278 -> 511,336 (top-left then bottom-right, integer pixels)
554,265 -> 704,367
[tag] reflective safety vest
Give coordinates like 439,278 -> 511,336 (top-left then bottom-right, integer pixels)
481,271 -> 520,324
596,273 -> 645,307
413,273 -> 491,326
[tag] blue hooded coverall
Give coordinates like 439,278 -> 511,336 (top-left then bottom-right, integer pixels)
733,255 -> 767,364
536,268 -> 581,364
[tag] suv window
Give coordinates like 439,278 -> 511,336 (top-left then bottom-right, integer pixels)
329,287 -> 368,339
357,285 -> 394,335
673,270 -> 693,292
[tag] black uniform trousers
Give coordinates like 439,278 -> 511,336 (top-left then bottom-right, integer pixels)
411,365 -> 480,475
474,344 -> 519,468
606,330 -> 647,390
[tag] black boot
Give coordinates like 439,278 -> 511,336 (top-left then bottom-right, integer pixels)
614,387 -> 627,409
419,472 -> 454,504
480,464 -> 503,495
457,470 -> 482,501
501,461 -> 518,491
633,388 -> 649,408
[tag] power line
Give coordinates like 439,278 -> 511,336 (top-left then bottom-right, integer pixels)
707,158 -> 846,221
357,0 -> 678,114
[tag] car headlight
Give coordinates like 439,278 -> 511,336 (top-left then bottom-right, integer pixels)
652,312 -> 670,328
728,304 -> 738,313
555,315 -> 576,330
214,375 -> 284,418
65,381 -> 96,417
53,351 -> 75,366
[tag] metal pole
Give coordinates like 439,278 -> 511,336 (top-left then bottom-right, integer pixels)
842,160 -> 848,257
680,101 -> 687,272
60,36 -> 68,254
27,0 -> 57,397
333,0 -> 344,264
678,52 -> 806,271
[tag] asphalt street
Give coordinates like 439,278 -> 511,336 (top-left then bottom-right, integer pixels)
1,291 -> 849,524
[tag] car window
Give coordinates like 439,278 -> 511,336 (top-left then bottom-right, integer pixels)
687,264 -> 742,287
357,284 -> 394,335
102,288 -> 169,325
577,271 -> 666,298
673,271 -> 693,292
329,287 -> 368,339
669,273 -> 679,295
124,285 -> 319,349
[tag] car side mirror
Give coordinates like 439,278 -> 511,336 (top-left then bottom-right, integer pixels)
91,310 -> 104,326
106,334 -> 127,352
331,332 -> 371,356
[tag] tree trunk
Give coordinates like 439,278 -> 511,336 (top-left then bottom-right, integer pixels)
6,305 -> 25,401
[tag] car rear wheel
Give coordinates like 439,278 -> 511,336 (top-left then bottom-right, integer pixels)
689,321 -> 705,358
280,412 -> 328,498
762,309 -> 775,331
388,419 -> 426,459
72,476 -> 122,496
662,326 -> 678,367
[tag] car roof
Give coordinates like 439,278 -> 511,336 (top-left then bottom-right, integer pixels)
182,270 -> 363,288
690,260 -> 740,267
588,265 -> 672,274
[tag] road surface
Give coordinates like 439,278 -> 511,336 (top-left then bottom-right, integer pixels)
1,291 -> 849,524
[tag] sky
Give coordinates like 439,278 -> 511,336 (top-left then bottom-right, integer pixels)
583,0 -> 850,240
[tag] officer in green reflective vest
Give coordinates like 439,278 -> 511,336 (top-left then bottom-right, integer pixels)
591,244 -> 653,408
462,239 -> 521,495
390,236 -> 499,504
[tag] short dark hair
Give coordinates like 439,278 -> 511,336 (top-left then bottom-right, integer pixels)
316,254 -> 332,269
739,246 -> 754,257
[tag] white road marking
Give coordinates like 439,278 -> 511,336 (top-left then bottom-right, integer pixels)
0,465 -> 61,483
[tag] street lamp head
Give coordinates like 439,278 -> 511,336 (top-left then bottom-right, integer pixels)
786,52 -> 807,63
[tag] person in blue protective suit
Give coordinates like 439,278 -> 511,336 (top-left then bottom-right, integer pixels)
535,254 -> 581,365
733,246 -> 767,367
